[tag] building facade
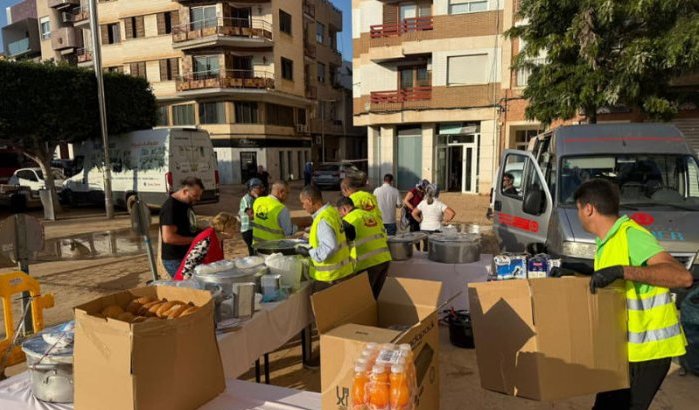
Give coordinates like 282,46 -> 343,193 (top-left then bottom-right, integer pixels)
17,0 -> 359,184
2,0 -> 41,60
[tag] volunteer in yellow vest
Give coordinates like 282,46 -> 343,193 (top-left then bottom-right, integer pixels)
574,179 -> 692,410
295,184 -> 354,292
340,176 -> 383,222
251,180 -> 296,244
336,196 -> 392,299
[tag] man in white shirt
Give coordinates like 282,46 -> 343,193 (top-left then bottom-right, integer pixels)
372,174 -> 402,235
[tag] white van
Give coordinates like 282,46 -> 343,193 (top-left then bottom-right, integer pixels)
63,127 -> 220,211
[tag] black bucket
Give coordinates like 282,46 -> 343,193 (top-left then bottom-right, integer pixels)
447,310 -> 475,349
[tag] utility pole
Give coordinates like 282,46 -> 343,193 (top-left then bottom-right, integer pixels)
88,0 -> 115,219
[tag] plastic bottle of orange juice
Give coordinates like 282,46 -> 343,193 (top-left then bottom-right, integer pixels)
390,364 -> 411,410
398,344 -> 415,387
351,364 -> 369,410
368,365 -> 390,410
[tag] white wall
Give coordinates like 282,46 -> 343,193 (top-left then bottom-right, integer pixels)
434,0 -> 505,15
432,47 -> 501,86
353,0 -> 383,37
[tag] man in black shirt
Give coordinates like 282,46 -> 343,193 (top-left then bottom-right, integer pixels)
256,165 -> 270,193
159,177 -> 204,278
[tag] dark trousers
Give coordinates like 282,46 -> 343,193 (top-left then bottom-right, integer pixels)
242,230 -> 254,256
365,262 -> 390,299
593,357 -> 671,410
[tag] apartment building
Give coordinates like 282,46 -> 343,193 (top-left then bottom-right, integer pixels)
1,0 -> 41,60
20,0 -> 357,184
353,0 -> 512,193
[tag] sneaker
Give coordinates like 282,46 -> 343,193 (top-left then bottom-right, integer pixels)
303,356 -> 320,370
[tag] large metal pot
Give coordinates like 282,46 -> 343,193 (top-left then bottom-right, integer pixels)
22,323 -> 75,403
387,232 -> 428,261
194,261 -> 265,298
428,233 -> 481,264
253,239 -> 307,256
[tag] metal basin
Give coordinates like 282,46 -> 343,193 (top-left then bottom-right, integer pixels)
387,232 -> 428,261
22,323 -> 75,403
253,239 -> 307,256
428,233 -> 481,264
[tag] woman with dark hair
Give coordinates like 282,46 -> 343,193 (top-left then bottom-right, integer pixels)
403,179 -> 429,232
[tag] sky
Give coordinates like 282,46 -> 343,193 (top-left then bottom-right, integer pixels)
0,0 -> 353,57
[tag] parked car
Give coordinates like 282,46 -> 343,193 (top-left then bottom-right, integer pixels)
9,167 -> 66,193
312,162 -> 362,190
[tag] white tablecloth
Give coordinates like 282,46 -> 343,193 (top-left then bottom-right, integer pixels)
387,252 -> 492,311
0,372 -> 320,410
216,282 -> 313,378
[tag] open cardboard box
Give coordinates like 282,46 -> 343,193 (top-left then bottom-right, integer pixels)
468,277 -> 629,401
312,273 -> 442,410
74,286 -> 225,410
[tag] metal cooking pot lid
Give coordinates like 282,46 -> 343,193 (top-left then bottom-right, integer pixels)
253,239 -> 307,250
235,256 -> 266,269
388,232 -> 428,243
429,233 -> 481,243
195,268 -> 258,280
22,322 -> 74,363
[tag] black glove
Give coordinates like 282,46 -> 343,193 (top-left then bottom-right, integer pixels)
295,245 -> 310,257
549,267 -> 577,278
590,265 -> 625,294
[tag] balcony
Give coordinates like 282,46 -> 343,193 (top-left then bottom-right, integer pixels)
370,87 -> 432,110
310,118 -> 343,135
305,84 -> 317,99
177,69 -> 274,93
303,0 -> 315,19
172,17 -> 273,50
76,48 -> 92,65
51,27 -> 83,51
48,0 -> 80,10
73,6 -> 89,28
370,16 -> 433,38
304,42 -> 316,59
7,38 -> 31,57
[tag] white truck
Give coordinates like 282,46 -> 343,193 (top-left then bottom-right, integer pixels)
62,127 -> 220,211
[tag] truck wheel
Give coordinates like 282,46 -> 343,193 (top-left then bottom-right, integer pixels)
126,195 -> 138,216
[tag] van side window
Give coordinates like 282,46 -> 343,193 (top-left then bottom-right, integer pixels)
502,155 -> 524,199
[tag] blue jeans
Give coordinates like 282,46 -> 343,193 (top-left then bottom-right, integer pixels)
162,259 -> 181,279
384,223 -> 397,236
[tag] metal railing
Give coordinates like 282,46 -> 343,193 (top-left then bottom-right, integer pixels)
176,69 -> 274,91
76,48 -> 92,63
74,6 -> 89,22
370,16 -> 434,38
304,42 -> 316,58
172,17 -> 273,43
370,86 -> 432,103
303,0 -> 316,18
305,84 -> 317,99
7,38 -> 30,56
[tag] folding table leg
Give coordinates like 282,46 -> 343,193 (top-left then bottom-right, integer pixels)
301,325 -> 313,362
264,353 -> 271,384
255,359 -> 261,383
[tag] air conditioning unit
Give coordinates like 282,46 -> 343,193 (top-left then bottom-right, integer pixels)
295,124 -> 309,134
61,12 -> 75,23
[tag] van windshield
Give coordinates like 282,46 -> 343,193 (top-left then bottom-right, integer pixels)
559,154 -> 699,210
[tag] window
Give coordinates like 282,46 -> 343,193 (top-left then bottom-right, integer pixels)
193,55 -> 220,79
329,29 -> 338,51
191,6 -> 217,30
104,66 -> 123,73
199,102 -> 226,124
156,106 -> 169,126
447,54 -> 489,85
316,22 -> 325,44
513,129 -> 540,150
101,23 -> 121,45
297,108 -> 306,125
449,0 -> 489,14
124,16 -> 145,39
157,12 -> 178,35
235,102 -> 259,124
172,104 -> 195,125
279,10 -> 292,35
39,17 -> 51,40
281,58 -> 293,81
501,154 -> 525,198
129,62 -> 147,79
317,62 -> 325,83
329,64 -> 339,86
159,58 -> 179,81
267,104 -> 294,127
399,66 -> 430,89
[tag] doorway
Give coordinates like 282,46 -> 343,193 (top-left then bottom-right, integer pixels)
448,146 -> 463,192
436,133 -> 479,193
240,151 -> 257,183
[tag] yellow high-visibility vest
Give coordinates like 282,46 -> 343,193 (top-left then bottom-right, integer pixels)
343,209 -> 392,272
595,217 -> 686,362
349,191 -> 383,222
251,196 -> 285,244
309,205 -> 355,282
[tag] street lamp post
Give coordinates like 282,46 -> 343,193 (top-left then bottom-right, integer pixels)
88,0 -> 115,219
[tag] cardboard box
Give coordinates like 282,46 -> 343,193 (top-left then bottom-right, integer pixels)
74,286 -> 225,410
468,278 -> 629,401
311,273 -> 442,410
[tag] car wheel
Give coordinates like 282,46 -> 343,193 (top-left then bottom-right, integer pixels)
62,189 -> 77,207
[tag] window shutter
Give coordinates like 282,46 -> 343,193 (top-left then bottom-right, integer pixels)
140,62 -> 147,79
419,2 -> 432,17
171,11 -> 180,29
130,63 -> 138,76
160,59 -> 168,81
383,4 -> 398,24
124,18 -> 134,39
447,54 -> 489,85
157,13 -> 166,35
170,58 -> 179,78
100,24 -> 109,45
136,16 -> 145,38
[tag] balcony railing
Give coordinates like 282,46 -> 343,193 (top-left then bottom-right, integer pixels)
304,42 -> 316,58
76,48 -> 92,63
303,0 -> 316,18
177,69 -> 274,92
172,17 -> 272,43
370,86 -> 432,104
74,6 -> 89,23
7,38 -> 30,56
48,0 -> 80,9
370,16 -> 434,38
305,84 -> 317,99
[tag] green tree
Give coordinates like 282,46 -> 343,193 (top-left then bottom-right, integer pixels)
0,60 -> 156,216
508,0 -> 699,125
